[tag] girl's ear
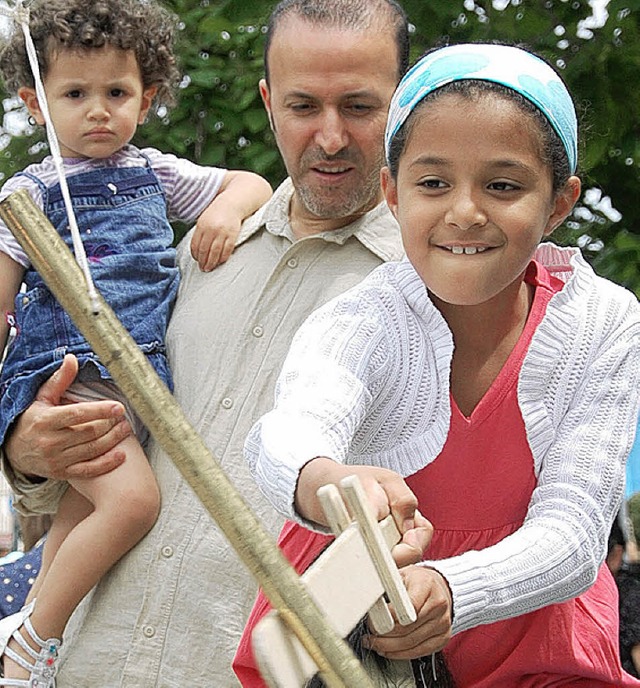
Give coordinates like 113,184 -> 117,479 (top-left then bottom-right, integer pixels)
17,87 -> 45,126
380,166 -> 399,220
543,175 -> 581,237
138,85 -> 158,124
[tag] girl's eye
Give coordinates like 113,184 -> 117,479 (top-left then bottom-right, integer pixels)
489,181 -> 519,191
420,178 -> 446,189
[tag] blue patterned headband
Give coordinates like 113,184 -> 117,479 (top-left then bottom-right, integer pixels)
385,43 -> 578,173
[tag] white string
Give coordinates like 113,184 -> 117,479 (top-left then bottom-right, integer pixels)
1,0 -> 101,313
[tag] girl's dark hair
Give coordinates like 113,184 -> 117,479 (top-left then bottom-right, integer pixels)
387,41 -> 577,192
0,0 -> 180,109
387,79 -> 572,192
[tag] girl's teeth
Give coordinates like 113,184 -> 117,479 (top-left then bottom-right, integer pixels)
449,246 -> 486,255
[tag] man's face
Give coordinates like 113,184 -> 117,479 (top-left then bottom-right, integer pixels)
260,17 -> 399,229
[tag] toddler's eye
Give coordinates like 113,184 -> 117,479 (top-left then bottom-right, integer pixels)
110,88 -> 125,98
66,90 -> 82,99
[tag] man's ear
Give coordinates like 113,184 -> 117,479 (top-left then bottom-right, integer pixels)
138,85 -> 158,124
17,87 -> 45,126
380,166 -> 399,220
543,175 -> 581,237
259,78 -> 275,132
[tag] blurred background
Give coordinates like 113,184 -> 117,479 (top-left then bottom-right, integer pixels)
0,0 -> 638,295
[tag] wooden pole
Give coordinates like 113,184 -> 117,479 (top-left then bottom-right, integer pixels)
0,189 -> 376,688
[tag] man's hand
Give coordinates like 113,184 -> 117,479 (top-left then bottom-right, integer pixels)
5,354 -> 131,480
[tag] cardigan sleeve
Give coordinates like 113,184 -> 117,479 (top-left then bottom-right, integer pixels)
244,291 -> 390,523
426,291 -> 640,635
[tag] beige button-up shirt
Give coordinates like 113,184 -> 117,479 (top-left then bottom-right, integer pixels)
11,178 -> 402,686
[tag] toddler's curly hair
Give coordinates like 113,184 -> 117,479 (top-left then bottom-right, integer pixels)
0,0 -> 180,109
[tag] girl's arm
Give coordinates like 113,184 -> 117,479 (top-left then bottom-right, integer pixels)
632,643 -> 640,676
190,170 -> 272,272
0,251 -> 24,354
422,318 -> 639,638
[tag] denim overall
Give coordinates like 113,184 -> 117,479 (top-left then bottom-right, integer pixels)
0,162 -> 179,445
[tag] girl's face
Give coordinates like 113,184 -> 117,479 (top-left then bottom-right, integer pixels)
19,46 -> 156,160
382,92 -> 580,307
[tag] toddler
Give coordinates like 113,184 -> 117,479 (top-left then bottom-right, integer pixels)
0,1 -> 271,685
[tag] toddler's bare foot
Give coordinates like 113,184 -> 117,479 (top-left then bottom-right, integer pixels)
2,632 -> 33,681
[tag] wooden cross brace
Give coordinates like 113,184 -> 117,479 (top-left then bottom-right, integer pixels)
252,475 -> 417,687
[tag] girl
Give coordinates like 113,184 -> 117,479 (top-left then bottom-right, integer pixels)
236,43 -> 640,686
0,0 -> 271,685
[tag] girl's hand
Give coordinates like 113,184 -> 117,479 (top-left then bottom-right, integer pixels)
364,565 -> 453,659
294,457 -> 433,566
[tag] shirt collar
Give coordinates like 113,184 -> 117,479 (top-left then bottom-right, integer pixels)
236,177 -> 403,262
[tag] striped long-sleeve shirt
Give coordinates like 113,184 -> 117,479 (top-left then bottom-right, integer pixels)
0,143 -> 226,267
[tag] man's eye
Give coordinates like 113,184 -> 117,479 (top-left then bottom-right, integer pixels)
347,104 -> 373,114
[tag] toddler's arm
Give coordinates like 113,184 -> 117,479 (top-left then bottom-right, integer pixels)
190,170 -> 272,272
0,251 -> 24,354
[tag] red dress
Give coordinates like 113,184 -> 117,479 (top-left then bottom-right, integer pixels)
233,263 -> 638,687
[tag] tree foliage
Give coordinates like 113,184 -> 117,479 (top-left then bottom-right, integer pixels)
1,0 -> 638,294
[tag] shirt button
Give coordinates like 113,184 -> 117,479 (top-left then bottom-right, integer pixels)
252,325 -> 264,338
286,257 -> 298,269
21,296 -> 29,306
142,625 -> 156,638
221,397 -> 233,409
161,546 -> 174,558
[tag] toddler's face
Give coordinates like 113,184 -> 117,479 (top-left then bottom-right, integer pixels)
19,46 -> 156,160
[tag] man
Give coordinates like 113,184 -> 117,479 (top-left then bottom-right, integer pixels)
1,1 -> 422,685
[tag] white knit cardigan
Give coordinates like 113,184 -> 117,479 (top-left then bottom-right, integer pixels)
245,243 -> 640,635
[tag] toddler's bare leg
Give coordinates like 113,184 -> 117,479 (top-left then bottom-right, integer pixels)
3,435 -> 159,680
